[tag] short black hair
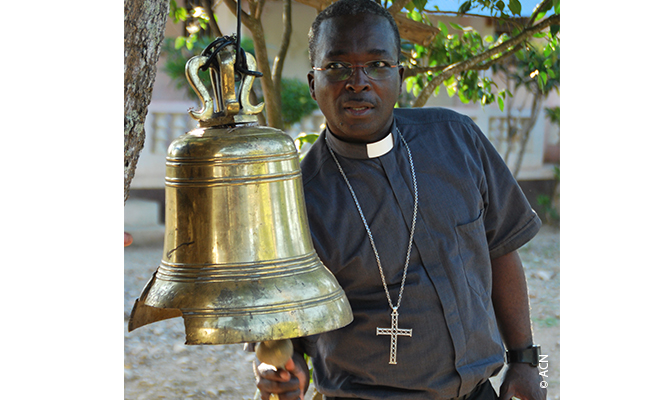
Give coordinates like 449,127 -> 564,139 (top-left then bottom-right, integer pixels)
308,0 -> 401,66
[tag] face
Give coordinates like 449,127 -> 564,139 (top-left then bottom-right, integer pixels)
308,14 -> 404,143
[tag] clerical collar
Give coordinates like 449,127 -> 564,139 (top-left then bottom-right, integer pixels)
325,123 -> 396,159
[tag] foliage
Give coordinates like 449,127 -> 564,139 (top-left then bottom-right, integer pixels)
294,132 -> 320,147
162,0 -> 559,129
536,165 -> 559,224
161,35 -> 214,100
492,34 -> 560,96
545,105 -> 559,128
280,78 -> 319,127
168,0 -> 214,50
536,194 -> 559,223
404,17 -> 505,107
402,0 -> 560,110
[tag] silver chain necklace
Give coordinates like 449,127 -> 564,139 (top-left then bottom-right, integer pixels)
327,127 -> 418,365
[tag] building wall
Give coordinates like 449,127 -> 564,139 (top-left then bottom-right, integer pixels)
126,1 -> 559,234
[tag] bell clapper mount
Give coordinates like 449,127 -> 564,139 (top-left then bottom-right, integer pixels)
186,34 -> 265,128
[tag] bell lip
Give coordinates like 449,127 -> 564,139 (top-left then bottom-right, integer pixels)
181,292 -> 354,345
127,300 -> 182,332
127,285 -> 353,343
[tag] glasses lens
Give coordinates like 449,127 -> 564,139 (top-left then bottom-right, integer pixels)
332,68 -> 352,81
365,63 -> 396,80
319,63 -> 396,81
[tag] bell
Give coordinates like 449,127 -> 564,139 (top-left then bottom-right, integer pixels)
128,36 -> 353,345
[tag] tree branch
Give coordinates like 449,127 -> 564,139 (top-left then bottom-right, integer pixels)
402,43 -> 521,80
528,0 -> 553,26
412,14 -> 559,107
202,0 -> 223,38
272,0 -> 292,85
387,0 -> 412,15
255,0 -> 265,20
221,0 -> 252,27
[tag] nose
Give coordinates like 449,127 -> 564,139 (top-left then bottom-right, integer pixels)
345,66 -> 370,92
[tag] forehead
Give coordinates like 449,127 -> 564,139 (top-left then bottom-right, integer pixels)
313,14 -> 397,62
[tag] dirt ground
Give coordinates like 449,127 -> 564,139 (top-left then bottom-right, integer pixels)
124,225 -> 559,400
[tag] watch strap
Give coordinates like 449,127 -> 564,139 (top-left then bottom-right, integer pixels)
506,345 -> 541,367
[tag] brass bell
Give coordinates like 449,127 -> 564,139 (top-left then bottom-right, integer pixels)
128,36 -> 352,345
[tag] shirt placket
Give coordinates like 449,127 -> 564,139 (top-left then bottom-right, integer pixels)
378,141 -> 474,397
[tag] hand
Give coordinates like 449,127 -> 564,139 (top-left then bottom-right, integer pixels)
255,352 -> 309,400
499,363 -> 547,400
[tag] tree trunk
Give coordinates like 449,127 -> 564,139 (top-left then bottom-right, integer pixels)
124,0 -> 170,203
248,14 -> 284,130
512,91 -> 543,179
221,0 -> 286,130
271,0 -> 292,85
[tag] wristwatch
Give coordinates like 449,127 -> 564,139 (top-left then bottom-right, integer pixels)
506,345 -> 541,367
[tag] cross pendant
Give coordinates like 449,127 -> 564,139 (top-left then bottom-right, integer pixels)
376,308 -> 412,364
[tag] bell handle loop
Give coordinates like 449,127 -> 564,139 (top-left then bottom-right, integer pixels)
186,55 -> 214,121
239,51 -> 264,115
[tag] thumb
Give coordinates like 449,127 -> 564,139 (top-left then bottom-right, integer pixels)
283,357 -> 296,372
498,382 -> 514,400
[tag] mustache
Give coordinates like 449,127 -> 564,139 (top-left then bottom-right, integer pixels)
341,97 -> 376,107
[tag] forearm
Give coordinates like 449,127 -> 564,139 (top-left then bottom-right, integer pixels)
490,250 -> 534,350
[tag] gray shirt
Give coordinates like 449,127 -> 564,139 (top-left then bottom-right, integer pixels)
296,107 -> 541,399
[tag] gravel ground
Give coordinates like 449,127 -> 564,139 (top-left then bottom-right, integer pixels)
124,225 -> 559,400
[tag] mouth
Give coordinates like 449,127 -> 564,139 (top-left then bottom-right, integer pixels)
343,100 -> 374,116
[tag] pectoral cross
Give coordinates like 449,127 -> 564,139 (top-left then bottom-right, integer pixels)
376,308 -> 412,364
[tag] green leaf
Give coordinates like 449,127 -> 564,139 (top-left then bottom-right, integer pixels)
446,75 -> 457,97
413,0 -> 428,12
509,0 -> 522,15
175,36 -> 186,49
495,1 -> 505,11
449,22 -> 464,31
497,95 -> 505,112
457,0 -> 472,14
484,35 -> 494,43
175,7 -> 188,22
294,133 -> 320,151
553,0 -> 560,14
409,9 -> 422,22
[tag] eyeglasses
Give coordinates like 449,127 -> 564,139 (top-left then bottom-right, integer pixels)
312,61 -> 399,82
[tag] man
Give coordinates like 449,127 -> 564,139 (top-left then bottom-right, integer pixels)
256,1 -> 546,399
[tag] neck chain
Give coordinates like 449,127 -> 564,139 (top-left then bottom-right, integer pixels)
326,127 -> 418,365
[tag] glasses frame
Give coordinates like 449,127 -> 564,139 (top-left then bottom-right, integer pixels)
312,61 -> 400,82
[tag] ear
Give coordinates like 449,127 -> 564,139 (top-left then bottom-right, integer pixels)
397,65 -> 405,95
307,71 -> 317,101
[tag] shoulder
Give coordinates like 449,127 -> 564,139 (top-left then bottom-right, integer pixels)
299,132 -> 329,186
393,107 -> 479,129
393,107 -> 486,149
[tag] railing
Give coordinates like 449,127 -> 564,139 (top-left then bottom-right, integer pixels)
130,102 -> 554,190
130,101 -> 199,189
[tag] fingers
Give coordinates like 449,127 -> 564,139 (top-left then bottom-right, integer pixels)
255,361 -> 302,400
499,363 -> 548,400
